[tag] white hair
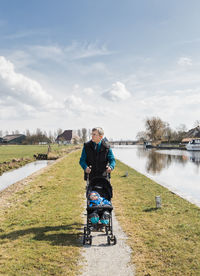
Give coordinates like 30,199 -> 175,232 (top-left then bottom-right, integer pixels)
92,127 -> 104,136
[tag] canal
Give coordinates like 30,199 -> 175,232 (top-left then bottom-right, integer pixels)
113,145 -> 200,207
0,160 -> 52,192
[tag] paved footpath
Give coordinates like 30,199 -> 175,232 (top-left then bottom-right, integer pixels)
80,211 -> 135,276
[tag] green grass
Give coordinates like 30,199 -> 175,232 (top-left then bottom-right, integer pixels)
1,149 -> 200,275
112,160 -> 200,276
0,144 -> 76,162
0,150 -> 85,275
0,144 -> 81,175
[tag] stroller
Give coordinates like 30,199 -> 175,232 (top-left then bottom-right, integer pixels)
83,174 -> 117,245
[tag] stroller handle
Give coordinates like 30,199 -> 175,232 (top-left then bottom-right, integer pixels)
86,166 -> 92,196
86,165 -> 92,182
86,163 -> 111,186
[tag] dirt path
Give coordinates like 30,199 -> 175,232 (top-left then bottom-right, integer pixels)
80,210 -> 135,276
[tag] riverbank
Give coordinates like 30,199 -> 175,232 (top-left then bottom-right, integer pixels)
112,160 -> 200,275
145,144 -> 186,150
0,150 -> 200,275
0,144 -> 81,175
0,150 -> 84,275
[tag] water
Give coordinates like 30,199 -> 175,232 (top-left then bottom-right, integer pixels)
113,145 -> 200,207
0,160 -> 51,192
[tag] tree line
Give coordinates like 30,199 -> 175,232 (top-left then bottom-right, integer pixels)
0,128 -> 90,144
136,117 -> 200,143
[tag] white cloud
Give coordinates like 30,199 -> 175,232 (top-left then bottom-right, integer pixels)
0,56 -> 53,106
64,95 -> 95,114
28,45 -> 63,60
83,87 -> 94,95
177,57 -> 192,66
20,41 -> 113,64
102,81 -> 131,101
4,29 -> 47,40
0,56 -> 61,120
73,84 -> 80,90
64,41 -> 113,60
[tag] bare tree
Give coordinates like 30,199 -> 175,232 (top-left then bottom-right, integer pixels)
43,131 -> 48,138
57,128 -> 63,136
176,124 -> 187,133
11,130 -> 20,134
145,117 -> 166,142
77,129 -> 81,138
136,131 -> 148,142
82,128 -> 87,143
88,129 -> 91,140
25,129 -> 31,136
36,128 -> 43,136
48,130 -> 54,143
163,123 -> 173,142
175,124 -> 187,141
53,131 -> 58,141
194,120 -> 200,127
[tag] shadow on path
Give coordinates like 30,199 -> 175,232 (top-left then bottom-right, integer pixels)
0,223 -> 83,247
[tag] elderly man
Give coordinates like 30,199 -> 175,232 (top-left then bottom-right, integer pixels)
79,127 -> 116,180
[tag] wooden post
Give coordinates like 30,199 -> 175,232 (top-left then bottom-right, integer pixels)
155,196 -> 162,208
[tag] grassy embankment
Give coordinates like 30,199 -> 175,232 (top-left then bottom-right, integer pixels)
0,149 -> 200,275
0,144 -> 81,175
112,160 -> 200,276
0,149 -> 84,275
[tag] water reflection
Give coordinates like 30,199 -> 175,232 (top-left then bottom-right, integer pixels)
0,160 -> 52,192
137,148 -> 190,174
113,145 -> 200,207
189,151 -> 200,163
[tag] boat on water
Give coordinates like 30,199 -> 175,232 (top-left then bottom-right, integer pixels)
186,138 -> 200,151
144,141 -> 154,148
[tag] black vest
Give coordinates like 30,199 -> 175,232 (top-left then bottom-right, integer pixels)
84,140 -> 110,180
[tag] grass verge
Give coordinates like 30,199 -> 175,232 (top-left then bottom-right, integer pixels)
112,160 -> 200,275
0,144 -> 81,175
0,150 -> 84,276
1,149 -> 200,275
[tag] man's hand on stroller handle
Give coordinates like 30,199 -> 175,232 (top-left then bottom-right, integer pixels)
106,166 -> 112,173
85,165 -> 112,174
85,166 -> 92,174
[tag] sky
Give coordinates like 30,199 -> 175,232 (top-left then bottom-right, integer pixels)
0,0 -> 200,140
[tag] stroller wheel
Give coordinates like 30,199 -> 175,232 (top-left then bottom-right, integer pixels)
83,235 -> 86,245
84,226 -> 91,235
88,235 -> 92,245
107,235 -> 117,245
112,235 -> 117,245
107,235 -> 111,245
84,227 -> 87,235
83,235 -> 92,245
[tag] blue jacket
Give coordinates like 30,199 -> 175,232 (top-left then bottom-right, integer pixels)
89,191 -> 111,207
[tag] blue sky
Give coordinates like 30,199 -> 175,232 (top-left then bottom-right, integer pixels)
0,0 -> 200,139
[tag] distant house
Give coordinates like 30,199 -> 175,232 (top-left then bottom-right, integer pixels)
182,138 -> 193,143
2,134 -> 26,144
0,137 -> 3,143
182,125 -> 200,143
56,130 -> 80,144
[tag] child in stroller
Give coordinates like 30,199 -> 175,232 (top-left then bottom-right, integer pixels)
89,191 -> 111,225
83,176 -> 117,245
